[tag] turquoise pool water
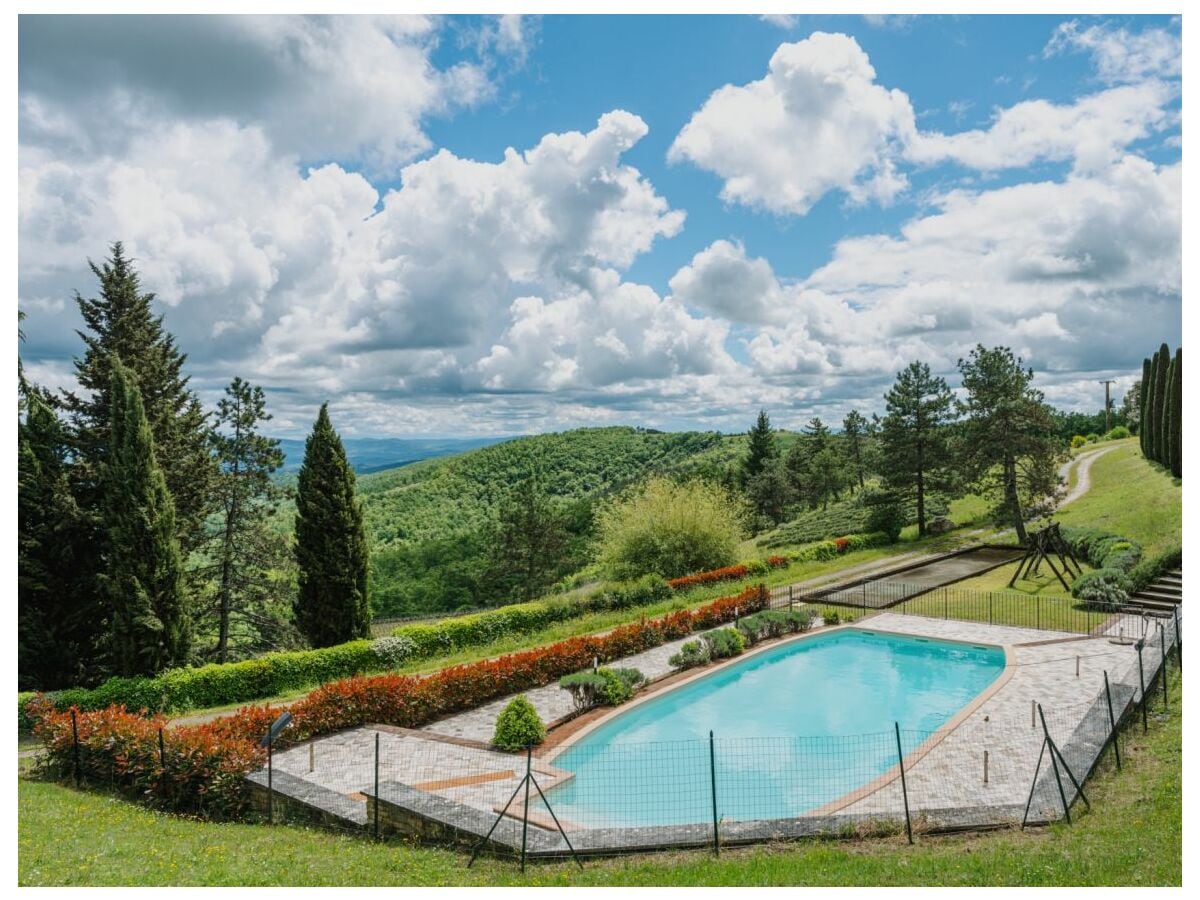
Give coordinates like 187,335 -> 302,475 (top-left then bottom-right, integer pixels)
540,628 -> 1005,827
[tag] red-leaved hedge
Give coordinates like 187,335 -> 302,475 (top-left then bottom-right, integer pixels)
31,586 -> 765,818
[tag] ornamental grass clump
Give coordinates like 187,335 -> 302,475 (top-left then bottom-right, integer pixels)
558,667 -> 645,712
668,639 -> 711,670
491,695 -> 546,751
705,627 -> 746,659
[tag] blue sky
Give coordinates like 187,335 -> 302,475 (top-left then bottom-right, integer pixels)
17,14 -> 1182,436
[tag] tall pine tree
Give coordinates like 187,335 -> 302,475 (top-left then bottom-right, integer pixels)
293,404 -> 370,647
842,410 -> 869,491
956,346 -> 1063,545
103,359 -> 189,676
1170,348 -> 1182,478
741,410 -> 779,483
204,378 -> 292,662
63,243 -> 216,561
483,475 -> 571,604
877,362 -> 956,536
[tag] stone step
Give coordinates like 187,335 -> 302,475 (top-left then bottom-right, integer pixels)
1132,592 -> 1180,607
1131,592 -> 1181,607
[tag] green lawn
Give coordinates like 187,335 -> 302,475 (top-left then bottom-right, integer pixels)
1056,442 -> 1181,556
18,668 -> 1181,887
953,561 -> 1081,598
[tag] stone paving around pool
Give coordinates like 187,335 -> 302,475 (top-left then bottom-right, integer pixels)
251,608 -> 1174,850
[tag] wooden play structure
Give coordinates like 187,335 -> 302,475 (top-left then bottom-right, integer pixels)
1008,523 -> 1082,591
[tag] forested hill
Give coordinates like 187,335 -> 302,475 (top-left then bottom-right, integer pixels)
354,426 -> 764,615
357,426 -> 740,546
274,435 -> 509,474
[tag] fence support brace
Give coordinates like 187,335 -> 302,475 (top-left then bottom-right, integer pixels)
894,722 -> 913,844
467,745 -> 582,872
1103,670 -> 1121,771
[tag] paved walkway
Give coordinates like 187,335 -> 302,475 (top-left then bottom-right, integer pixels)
266,608 -> 1167,830
1058,445 -> 1116,510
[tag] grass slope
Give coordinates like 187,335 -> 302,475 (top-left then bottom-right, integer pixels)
18,669 -> 1181,887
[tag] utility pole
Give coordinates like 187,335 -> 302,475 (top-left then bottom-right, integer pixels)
1099,380 -> 1115,432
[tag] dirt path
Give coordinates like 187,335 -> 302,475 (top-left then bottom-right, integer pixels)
1057,445 -> 1117,509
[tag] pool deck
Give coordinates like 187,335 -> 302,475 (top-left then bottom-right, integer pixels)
251,609 -> 1166,846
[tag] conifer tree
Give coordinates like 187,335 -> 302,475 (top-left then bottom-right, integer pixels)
741,410 -> 779,483
956,346 -> 1063,545
1170,348 -> 1182,478
18,388 -> 95,689
102,359 -> 189,676
484,475 -> 570,603
293,404 -> 370,647
877,362 -> 956,536
1162,357 -> 1174,471
842,409 -> 869,491
204,378 -> 291,662
1152,342 -> 1170,464
1144,352 -> 1158,459
63,243 -> 215,560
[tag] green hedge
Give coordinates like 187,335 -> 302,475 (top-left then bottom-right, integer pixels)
1061,526 -> 1144,602
17,575 -> 672,729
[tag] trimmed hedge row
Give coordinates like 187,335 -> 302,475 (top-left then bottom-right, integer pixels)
29,586 -> 765,818
18,575 -> 672,729
667,556 -> 788,591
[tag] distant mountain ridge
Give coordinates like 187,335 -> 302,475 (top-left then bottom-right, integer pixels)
274,435 -> 512,474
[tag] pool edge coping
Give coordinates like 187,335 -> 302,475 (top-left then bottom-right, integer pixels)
542,615 -> 1017,775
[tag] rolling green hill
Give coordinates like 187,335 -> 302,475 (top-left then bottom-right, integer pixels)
308,426 -> 789,616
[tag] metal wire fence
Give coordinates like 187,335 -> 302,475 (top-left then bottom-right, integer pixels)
242,609 -> 1179,866
768,579 -> 1165,637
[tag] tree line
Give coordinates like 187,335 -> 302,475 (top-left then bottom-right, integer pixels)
18,245 -> 370,690
1139,343 -> 1182,478
738,348 -> 1065,545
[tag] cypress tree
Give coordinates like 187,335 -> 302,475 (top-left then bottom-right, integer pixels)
103,359 -> 189,676
18,389 -> 95,689
293,404 -> 370,647
1162,357 -> 1175,471
1145,350 -> 1160,460
1153,342 -> 1171,464
1170,348 -> 1182,478
1139,357 -> 1151,454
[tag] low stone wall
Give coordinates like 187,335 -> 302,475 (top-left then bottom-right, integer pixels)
245,769 -> 368,831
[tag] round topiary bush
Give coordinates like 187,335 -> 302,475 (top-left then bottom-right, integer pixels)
491,695 -> 546,751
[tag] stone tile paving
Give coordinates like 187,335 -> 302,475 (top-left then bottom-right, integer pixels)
419,632 -> 701,743
842,612 -> 1155,821
258,609 -> 1175,839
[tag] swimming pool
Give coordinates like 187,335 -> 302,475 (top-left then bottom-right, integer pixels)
539,628 -> 1006,827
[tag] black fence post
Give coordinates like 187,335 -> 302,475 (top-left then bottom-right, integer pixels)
1037,595 -> 1041,631
709,730 -> 720,856
894,722 -> 913,844
266,730 -> 274,825
1136,641 -> 1148,733
374,731 -> 381,840
1037,704 -> 1071,825
1173,606 -> 1182,671
1103,671 -> 1121,771
70,709 -> 81,788
520,746 -> 532,873
1159,625 -> 1169,709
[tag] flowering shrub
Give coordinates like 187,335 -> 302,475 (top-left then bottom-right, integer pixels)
28,586 -> 766,817
30,699 -> 270,819
767,556 -> 789,569
834,538 -> 850,554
